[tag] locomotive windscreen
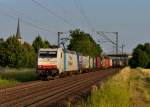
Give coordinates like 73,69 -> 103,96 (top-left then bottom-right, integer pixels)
39,51 -> 57,58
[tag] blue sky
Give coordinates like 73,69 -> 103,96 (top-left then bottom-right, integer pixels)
0,0 -> 150,53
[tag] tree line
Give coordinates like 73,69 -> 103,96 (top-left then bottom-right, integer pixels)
129,43 -> 150,68
0,29 -> 102,68
0,35 -> 56,68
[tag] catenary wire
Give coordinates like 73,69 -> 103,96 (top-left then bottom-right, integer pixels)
32,0 -> 75,28
0,2 -> 57,33
0,9 -> 56,34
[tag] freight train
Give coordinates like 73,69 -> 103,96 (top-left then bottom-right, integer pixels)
36,48 -> 115,80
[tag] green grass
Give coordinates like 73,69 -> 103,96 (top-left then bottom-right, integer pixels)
0,76 -> 20,88
0,68 -> 38,88
130,68 -> 150,107
69,67 -> 132,107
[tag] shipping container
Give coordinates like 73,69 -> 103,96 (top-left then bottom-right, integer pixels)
64,50 -> 78,71
82,56 -> 90,69
77,53 -> 83,70
89,57 -> 94,69
96,56 -> 101,68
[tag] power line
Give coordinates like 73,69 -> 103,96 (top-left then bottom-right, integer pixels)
0,9 -> 56,34
0,2 -> 57,33
53,0 -> 67,15
97,31 -> 116,45
97,31 -> 119,54
53,0 -> 81,27
74,0 -> 96,32
32,0 -> 75,28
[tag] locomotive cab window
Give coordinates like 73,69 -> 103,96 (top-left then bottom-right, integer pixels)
39,51 -> 57,58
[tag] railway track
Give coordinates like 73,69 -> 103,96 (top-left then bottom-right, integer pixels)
0,68 -> 119,107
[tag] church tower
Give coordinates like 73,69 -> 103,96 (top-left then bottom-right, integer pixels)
16,18 -> 24,44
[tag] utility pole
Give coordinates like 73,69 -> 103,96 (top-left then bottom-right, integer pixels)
58,32 -> 63,48
115,32 -> 118,54
121,44 -> 125,55
60,38 -> 70,49
58,32 -> 70,48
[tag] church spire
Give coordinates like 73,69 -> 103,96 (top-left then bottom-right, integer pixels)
16,18 -> 21,39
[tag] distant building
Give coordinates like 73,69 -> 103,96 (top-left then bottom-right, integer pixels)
16,18 -> 24,44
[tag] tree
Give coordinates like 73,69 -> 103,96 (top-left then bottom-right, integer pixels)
2,35 -> 25,67
143,43 -> 150,67
23,42 -> 36,67
43,40 -> 51,48
0,36 -> 36,68
0,38 -> 6,66
0,38 -> 3,43
32,35 -> 45,52
32,35 -> 52,52
68,29 -> 102,57
50,44 -> 58,48
129,43 -> 150,68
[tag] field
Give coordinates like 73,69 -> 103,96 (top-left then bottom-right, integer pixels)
0,68 -> 37,88
69,67 -> 150,107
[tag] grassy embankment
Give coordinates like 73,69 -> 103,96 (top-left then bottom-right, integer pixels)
69,67 -> 150,107
131,68 -> 150,107
0,68 -> 37,88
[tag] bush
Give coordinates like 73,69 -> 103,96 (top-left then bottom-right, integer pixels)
129,43 -> 150,68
